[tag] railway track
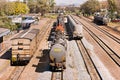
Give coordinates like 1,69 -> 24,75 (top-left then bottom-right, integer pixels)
7,20 -> 53,80
83,26 -> 120,66
76,40 -> 101,80
81,16 -> 120,44
72,16 -> 120,66
8,66 -> 25,80
51,71 -> 63,80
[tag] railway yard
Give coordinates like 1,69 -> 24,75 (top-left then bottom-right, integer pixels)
0,14 -> 120,80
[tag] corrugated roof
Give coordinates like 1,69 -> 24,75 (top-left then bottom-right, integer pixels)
0,28 -> 10,37
11,29 -> 39,41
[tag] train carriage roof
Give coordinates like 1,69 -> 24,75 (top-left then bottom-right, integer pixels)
11,29 -> 39,41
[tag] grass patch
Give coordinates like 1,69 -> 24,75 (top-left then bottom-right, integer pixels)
44,13 -> 57,19
107,22 -> 120,27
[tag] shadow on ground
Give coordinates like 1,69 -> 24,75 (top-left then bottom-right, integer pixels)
0,48 -> 11,60
33,49 -> 50,72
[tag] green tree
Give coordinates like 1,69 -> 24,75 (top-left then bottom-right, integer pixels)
36,0 -> 49,16
107,0 -> 117,19
0,17 -> 17,31
4,2 -> 29,15
27,0 -> 37,13
28,0 -> 55,15
48,0 -> 55,11
0,0 -> 7,16
5,2 -> 15,15
80,0 -> 100,15
14,2 -> 29,15
116,0 -> 120,14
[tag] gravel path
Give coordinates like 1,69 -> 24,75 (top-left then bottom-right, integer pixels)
67,40 -> 91,80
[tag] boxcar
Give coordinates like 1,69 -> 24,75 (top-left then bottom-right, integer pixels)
11,29 -> 39,65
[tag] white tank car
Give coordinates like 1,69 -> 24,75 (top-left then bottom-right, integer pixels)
49,39 -> 67,70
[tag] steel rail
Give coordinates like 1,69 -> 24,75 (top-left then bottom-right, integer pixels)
72,16 -> 120,66
82,16 -> 120,44
82,22 -> 120,66
76,40 -> 101,80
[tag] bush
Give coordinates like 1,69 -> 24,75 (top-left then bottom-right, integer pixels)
0,17 -> 18,31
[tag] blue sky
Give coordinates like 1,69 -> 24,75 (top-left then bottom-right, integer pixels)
55,0 -> 88,5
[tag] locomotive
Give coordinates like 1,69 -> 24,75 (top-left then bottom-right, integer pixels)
94,10 -> 110,25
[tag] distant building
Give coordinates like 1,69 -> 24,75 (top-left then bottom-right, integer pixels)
0,28 -> 10,52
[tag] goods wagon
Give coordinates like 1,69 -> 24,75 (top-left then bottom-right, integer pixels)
11,29 -> 39,65
67,15 -> 83,39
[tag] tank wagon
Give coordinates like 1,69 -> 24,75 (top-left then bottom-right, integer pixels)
49,38 -> 67,70
11,29 -> 39,65
67,15 -> 83,39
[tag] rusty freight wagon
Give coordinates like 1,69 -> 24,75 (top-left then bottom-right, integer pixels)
11,29 -> 40,65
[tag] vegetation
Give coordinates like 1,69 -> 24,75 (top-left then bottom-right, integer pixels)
80,0 -> 120,20
108,0 -> 118,19
80,0 -> 100,16
0,1 -> 7,16
0,0 -> 55,30
0,0 -> 55,16
0,1 -> 29,31
28,0 -> 55,16
116,1 -> 120,14
0,17 -> 17,30
44,14 -> 56,19
0,1 -> 29,16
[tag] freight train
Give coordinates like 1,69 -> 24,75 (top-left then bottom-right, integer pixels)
67,15 -> 83,39
11,29 -> 40,65
49,14 -> 67,70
